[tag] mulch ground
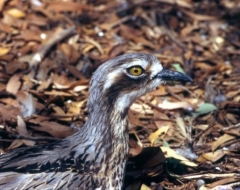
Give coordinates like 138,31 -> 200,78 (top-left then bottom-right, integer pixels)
0,0 -> 240,189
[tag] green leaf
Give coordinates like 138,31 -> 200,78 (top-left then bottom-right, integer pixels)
172,63 -> 185,73
163,140 -> 170,147
140,184 -> 151,190
193,103 -> 217,117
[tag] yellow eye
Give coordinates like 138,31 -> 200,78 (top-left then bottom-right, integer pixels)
127,66 -> 144,76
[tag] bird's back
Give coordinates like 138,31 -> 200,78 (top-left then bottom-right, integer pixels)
0,139 -> 96,190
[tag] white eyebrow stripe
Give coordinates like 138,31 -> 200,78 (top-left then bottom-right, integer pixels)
124,59 -> 148,69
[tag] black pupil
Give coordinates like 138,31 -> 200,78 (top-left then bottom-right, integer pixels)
134,69 -> 139,73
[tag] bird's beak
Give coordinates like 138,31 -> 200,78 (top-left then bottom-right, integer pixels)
157,69 -> 193,82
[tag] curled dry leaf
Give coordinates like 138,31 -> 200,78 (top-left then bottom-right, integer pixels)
211,134 -> 235,152
161,147 -> 197,167
0,47 -> 10,56
17,115 -> 35,146
16,91 -> 35,117
6,74 -> 21,94
149,126 -> 169,146
7,139 -> 24,150
158,101 -> 191,110
198,150 -> 230,163
30,121 -> 75,138
176,117 -> 187,138
0,104 -> 19,121
7,8 -> 26,18
128,110 -> 143,127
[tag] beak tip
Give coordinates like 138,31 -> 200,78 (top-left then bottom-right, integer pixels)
158,69 -> 193,83
185,76 -> 193,82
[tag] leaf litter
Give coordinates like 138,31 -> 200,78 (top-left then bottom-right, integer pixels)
0,0 -> 239,189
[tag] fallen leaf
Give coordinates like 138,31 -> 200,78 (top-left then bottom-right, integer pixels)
140,184 -> 151,190
158,101 -> 191,110
199,150 -> 229,162
211,134 -> 235,152
172,63 -> 185,73
176,117 -> 187,138
6,74 -> 21,94
193,103 -> 217,116
161,147 -> 197,167
30,121 -> 75,138
149,126 -> 169,146
7,139 -> 23,150
0,47 -> 10,56
16,91 -> 35,117
7,8 -> 26,18
17,115 -> 35,146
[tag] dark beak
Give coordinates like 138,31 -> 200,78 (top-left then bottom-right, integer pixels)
157,69 -> 193,82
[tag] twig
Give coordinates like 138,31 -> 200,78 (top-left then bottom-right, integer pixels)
222,123 -> 240,131
29,26 -> 76,77
159,12 -> 186,50
180,173 -> 240,180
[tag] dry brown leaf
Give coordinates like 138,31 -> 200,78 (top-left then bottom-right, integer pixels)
16,91 -> 35,117
149,126 -> 169,146
44,90 -> 76,97
128,110 -> 143,126
17,115 -> 35,146
157,0 -> 192,8
211,134 -> 235,152
84,36 -> 104,55
30,121 -> 75,138
6,74 -> 21,94
108,44 -> 125,58
60,43 -> 80,63
50,104 -> 65,115
199,150 -> 229,162
120,25 -> 155,48
46,2 -> 92,12
225,129 -> 240,137
0,47 -> 10,56
158,101 -> 191,110
0,104 -> 19,121
66,100 -> 86,115
207,177 -> 239,189
13,30 -> 41,41
0,0 -> 6,12
7,8 -> 26,18
149,86 -> 167,96
176,117 -> 187,138
7,139 -> 23,150
181,9 -> 217,21
226,113 -> 238,123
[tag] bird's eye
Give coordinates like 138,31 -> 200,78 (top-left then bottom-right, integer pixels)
127,66 -> 144,76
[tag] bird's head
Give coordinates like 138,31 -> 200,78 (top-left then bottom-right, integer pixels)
88,53 -> 192,116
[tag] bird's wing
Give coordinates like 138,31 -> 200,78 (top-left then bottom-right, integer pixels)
0,171 -> 99,190
0,139 -> 73,171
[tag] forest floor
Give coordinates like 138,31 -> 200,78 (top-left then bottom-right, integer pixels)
0,0 -> 240,189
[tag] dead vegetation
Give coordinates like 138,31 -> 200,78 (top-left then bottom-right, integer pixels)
0,0 -> 240,189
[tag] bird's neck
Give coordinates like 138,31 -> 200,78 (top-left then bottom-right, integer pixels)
85,100 -> 129,142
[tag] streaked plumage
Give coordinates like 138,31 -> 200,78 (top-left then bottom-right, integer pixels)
0,53 -> 192,190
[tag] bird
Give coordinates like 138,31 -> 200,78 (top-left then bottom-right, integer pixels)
0,53 -> 192,190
